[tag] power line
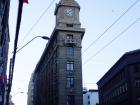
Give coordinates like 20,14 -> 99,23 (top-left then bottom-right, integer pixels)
83,18 -> 140,66
18,0 -> 56,45
82,0 -> 140,54
84,83 -> 97,84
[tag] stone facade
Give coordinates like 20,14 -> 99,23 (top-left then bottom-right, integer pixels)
28,0 -> 85,105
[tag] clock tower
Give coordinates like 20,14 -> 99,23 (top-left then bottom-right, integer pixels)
54,0 -> 81,28
30,0 -> 85,105
53,0 -> 85,105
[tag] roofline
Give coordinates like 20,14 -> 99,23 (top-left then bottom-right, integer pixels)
89,89 -> 98,92
97,49 -> 140,88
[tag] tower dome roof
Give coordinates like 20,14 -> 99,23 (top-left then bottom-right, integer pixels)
58,0 -> 80,7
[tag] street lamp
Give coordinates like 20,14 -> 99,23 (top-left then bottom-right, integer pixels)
12,91 -> 24,98
6,35 -> 49,105
8,91 -> 24,105
16,36 -> 50,53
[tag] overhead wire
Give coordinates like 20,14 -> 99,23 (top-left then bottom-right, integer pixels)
82,0 -> 140,54
18,0 -> 56,45
83,18 -> 140,66
84,83 -> 97,84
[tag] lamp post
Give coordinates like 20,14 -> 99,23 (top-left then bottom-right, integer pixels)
12,91 -> 24,98
16,36 -> 50,53
6,35 -> 49,105
9,91 -> 24,105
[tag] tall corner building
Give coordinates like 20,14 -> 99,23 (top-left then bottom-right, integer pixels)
29,0 -> 85,105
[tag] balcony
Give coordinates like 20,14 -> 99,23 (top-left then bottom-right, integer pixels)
64,39 -> 77,45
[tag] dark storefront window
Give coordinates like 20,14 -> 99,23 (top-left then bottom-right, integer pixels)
137,96 -> 140,105
67,95 -> 75,105
135,79 -> 140,88
88,101 -> 90,105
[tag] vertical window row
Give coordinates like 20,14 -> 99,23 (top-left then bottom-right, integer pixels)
66,35 -> 75,87
66,34 -> 75,105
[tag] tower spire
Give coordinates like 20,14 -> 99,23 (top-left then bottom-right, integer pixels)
58,0 -> 80,7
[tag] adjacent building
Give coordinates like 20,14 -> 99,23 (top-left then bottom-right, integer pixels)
97,49 -> 140,105
27,73 -> 34,105
28,0 -> 85,105
0,0 -> 10,105
83,89 -> 99,105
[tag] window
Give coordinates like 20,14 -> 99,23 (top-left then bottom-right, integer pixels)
120,71 -> 125,80
67,34 -> 73,39
134,64 -> 140,72
67,61 -> 74,71
135,79 -> 140,88
122,84 -> 125,93
119,86 -> 122,94
117,88 -> 120,96
66,77 -> 74,88
66,47 -> 74,56
137,96 -> 140,101
124,83 -> 128,91
66,24 -> 73,27
137,96 -> 140,105
121,83 -> 128,93
67,95 -> 75,105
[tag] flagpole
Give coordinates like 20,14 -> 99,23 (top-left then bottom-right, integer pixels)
6,0 -> 24,104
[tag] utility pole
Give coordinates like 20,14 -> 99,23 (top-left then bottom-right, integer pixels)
6,0 -> 24,104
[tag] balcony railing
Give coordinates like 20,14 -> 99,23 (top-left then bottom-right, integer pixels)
64,39 -> 77,45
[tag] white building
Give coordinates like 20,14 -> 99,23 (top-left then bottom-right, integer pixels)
83,89 -> 99,105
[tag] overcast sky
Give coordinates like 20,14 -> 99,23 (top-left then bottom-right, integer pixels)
9,0 -> 140,104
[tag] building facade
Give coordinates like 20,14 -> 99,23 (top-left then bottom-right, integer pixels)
97,49 -> 140,105
0,0 -> 10,105
27,73 -> 34,105
83,89 -> 99,105
28,0 -> 85,105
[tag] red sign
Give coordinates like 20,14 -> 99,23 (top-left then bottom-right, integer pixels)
22,0 -> 28,3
